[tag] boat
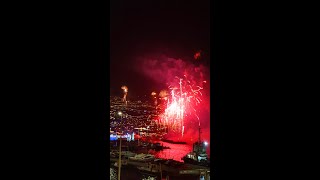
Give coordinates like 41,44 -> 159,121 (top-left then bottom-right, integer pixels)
164,159 -> 184,168
179,169 -> 209,175
110,150 -> 136,158
162,139 -> 187,144
137,163 -> 161,173
121,151 -> 136,158
181,126 -> 210,167
154,158 -> 167,163
110,150 -> 119,158
129,153 -> 155,162
182,151 -> 209,166
149,142 -> 170,151
141,176 -> 157,180
114,159 -> 128,167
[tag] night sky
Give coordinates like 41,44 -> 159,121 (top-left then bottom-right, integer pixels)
110,0 -> 210,98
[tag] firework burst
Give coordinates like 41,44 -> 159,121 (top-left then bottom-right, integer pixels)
159,75 -> 204,137
138,53 -> 209,139
194,50 -> 201,60
121,86 -> 128,105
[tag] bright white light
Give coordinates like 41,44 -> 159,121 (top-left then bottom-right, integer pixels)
118,112 -> 122,115
204,141 -> 208,146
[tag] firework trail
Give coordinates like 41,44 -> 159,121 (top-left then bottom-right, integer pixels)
121,86 -> 128,106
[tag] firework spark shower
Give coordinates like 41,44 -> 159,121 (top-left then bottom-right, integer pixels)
136,54 -> 210,142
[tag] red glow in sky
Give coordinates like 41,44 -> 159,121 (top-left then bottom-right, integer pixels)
137,54 -> 210,143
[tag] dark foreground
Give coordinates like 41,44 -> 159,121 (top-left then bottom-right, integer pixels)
111,166 -> 203,180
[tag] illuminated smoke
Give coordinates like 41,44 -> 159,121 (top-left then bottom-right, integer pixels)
159,90 -> 169,101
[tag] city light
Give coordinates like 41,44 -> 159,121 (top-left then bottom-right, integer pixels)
204,141 -> 208,146
118,111 -> 122,116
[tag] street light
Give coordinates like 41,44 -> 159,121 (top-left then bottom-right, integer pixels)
204,141 -> 208,146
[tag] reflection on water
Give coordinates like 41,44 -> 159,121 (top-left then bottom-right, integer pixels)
142,141 -> 210,162
151,141 -> 193,162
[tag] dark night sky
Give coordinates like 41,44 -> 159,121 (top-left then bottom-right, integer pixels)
110,0 -> 210,98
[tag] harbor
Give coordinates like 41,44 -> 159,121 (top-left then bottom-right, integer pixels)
110,147 -> 210,180
110,126 -> 210,180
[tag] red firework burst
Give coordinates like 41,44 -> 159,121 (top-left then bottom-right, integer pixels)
159,75 -> 204,137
